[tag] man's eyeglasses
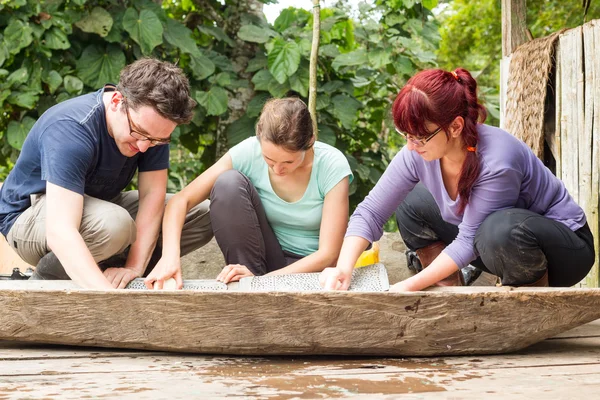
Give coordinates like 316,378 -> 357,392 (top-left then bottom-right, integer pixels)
123,100 -> 170,146
395,126 -> 443,147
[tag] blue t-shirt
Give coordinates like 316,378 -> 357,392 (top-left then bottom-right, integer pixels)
229,137 -> 353,256
0,88 -> 169,236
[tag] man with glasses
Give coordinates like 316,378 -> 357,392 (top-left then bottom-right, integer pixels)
0,59 -> 213,289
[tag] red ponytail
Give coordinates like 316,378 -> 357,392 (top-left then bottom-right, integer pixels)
392,68 -> 487,213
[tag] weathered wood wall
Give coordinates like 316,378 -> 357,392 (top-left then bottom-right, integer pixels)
556,22 -> 600,287
501,19 -> 600,287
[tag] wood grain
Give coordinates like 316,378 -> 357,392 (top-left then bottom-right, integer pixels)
1,284 -> 600,356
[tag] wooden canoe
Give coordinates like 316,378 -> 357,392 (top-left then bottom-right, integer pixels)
1,281 -> 600,356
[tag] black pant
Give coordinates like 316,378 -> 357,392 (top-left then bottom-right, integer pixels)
209,170 -> 302,275
395,183 -> 595,286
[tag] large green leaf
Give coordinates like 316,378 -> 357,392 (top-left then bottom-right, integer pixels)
43,70 -> 63,94
368,48 -> 392,69
0,42 -> 8,67
273,8 -> 296,32
7,117 -> 35,150
44,27 -> 70,50
237,25 -> 273,43
195,87 -> 228,116
317,124 -> 336,146
332,94 -> 362,129
0,89 -> 11,107
246,92 -> 270,117
316,94 -> 330,111
331,49 -> 368,71
4,20 -> 33,55
104,11 -> 124,43
268,38 -> 301,84
197,25 -> 235,47
7,92 -> 38,109
164,19 -> 198,55
122,8 -> 163,55
6,67 -> 29,88
189,51 -> 215,80
288,63 -> 309,97
226,115 -> 256,147
76,44 -> 126,88
267,79 -> 290,98
251,70 -> 273,91
64,75 -> 84,95
246,53 -> 268,72
75,7 -> 113,37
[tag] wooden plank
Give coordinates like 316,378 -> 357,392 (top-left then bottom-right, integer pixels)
583,20 -> 600,288
555,43 -> 563,180
558,28 -> 584,208
3,335 -> 600,377
2,339 -> 600,399
499,55 -> 511,129
2,285 -> 600,356
501,0 -> 530,57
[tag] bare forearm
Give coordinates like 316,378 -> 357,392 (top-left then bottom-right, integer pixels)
267,249 -> 337,276
399,252 -> 459,291
160,195 -> 189,258
336,236 -> 370,274
47,229 -> 113,289
125,213 -> 161,274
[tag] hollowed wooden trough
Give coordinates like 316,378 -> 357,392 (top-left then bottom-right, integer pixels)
1,281 -> 599,356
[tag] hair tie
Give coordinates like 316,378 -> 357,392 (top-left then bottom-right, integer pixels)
466,146 -> 476,152
450,71 -> 461,83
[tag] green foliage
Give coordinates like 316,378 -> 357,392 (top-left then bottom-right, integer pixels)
438,0 -> 600,126
0,0 -> 439,212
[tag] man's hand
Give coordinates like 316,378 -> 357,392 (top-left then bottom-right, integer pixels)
144,256 -> 183,290
319,267 -> 352,291
103,267 -> 141,289
216,264 -> 254,284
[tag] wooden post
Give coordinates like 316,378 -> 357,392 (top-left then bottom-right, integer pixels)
500,0 -> 530,126
583,21 -> 600,287
308,0 -> 320,139
501,0 -> 530,57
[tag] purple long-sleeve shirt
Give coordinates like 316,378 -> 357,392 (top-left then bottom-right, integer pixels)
347,124 -> 586,269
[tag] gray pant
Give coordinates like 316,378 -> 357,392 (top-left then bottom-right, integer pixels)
6,191 -> 213,279
209,170 -> 301,275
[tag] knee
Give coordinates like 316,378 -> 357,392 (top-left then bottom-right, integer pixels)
475,209 -> 540,256
475,210 -> 514,253
86,206 -> 136,255
211,170 -> 250,206
396,183 -> 437,222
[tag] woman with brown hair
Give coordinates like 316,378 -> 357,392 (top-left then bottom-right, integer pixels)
146,97 -> 352,288
320,68 -> 594,291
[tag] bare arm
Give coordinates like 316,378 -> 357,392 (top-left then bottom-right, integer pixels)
268,177 -> 350,275
103,169 -> 168,288
145,153 -> 233,288
125,169 -> 167,271
46,183 -> 113,290
391,253 -> 459,292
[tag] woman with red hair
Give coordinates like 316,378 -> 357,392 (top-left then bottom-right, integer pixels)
320,68 -> 595,291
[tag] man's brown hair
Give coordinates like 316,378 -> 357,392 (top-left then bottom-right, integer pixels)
256,98 -> 314,152
117,58 -> 196,124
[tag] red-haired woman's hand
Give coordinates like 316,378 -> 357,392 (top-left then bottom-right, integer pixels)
319,267 -> 352,291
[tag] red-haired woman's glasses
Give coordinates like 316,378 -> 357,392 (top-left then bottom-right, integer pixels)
395,126 -> 443,147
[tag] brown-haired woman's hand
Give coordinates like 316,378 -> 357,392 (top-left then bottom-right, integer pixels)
144,256 -> 183,290
217,264 -> 254,284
